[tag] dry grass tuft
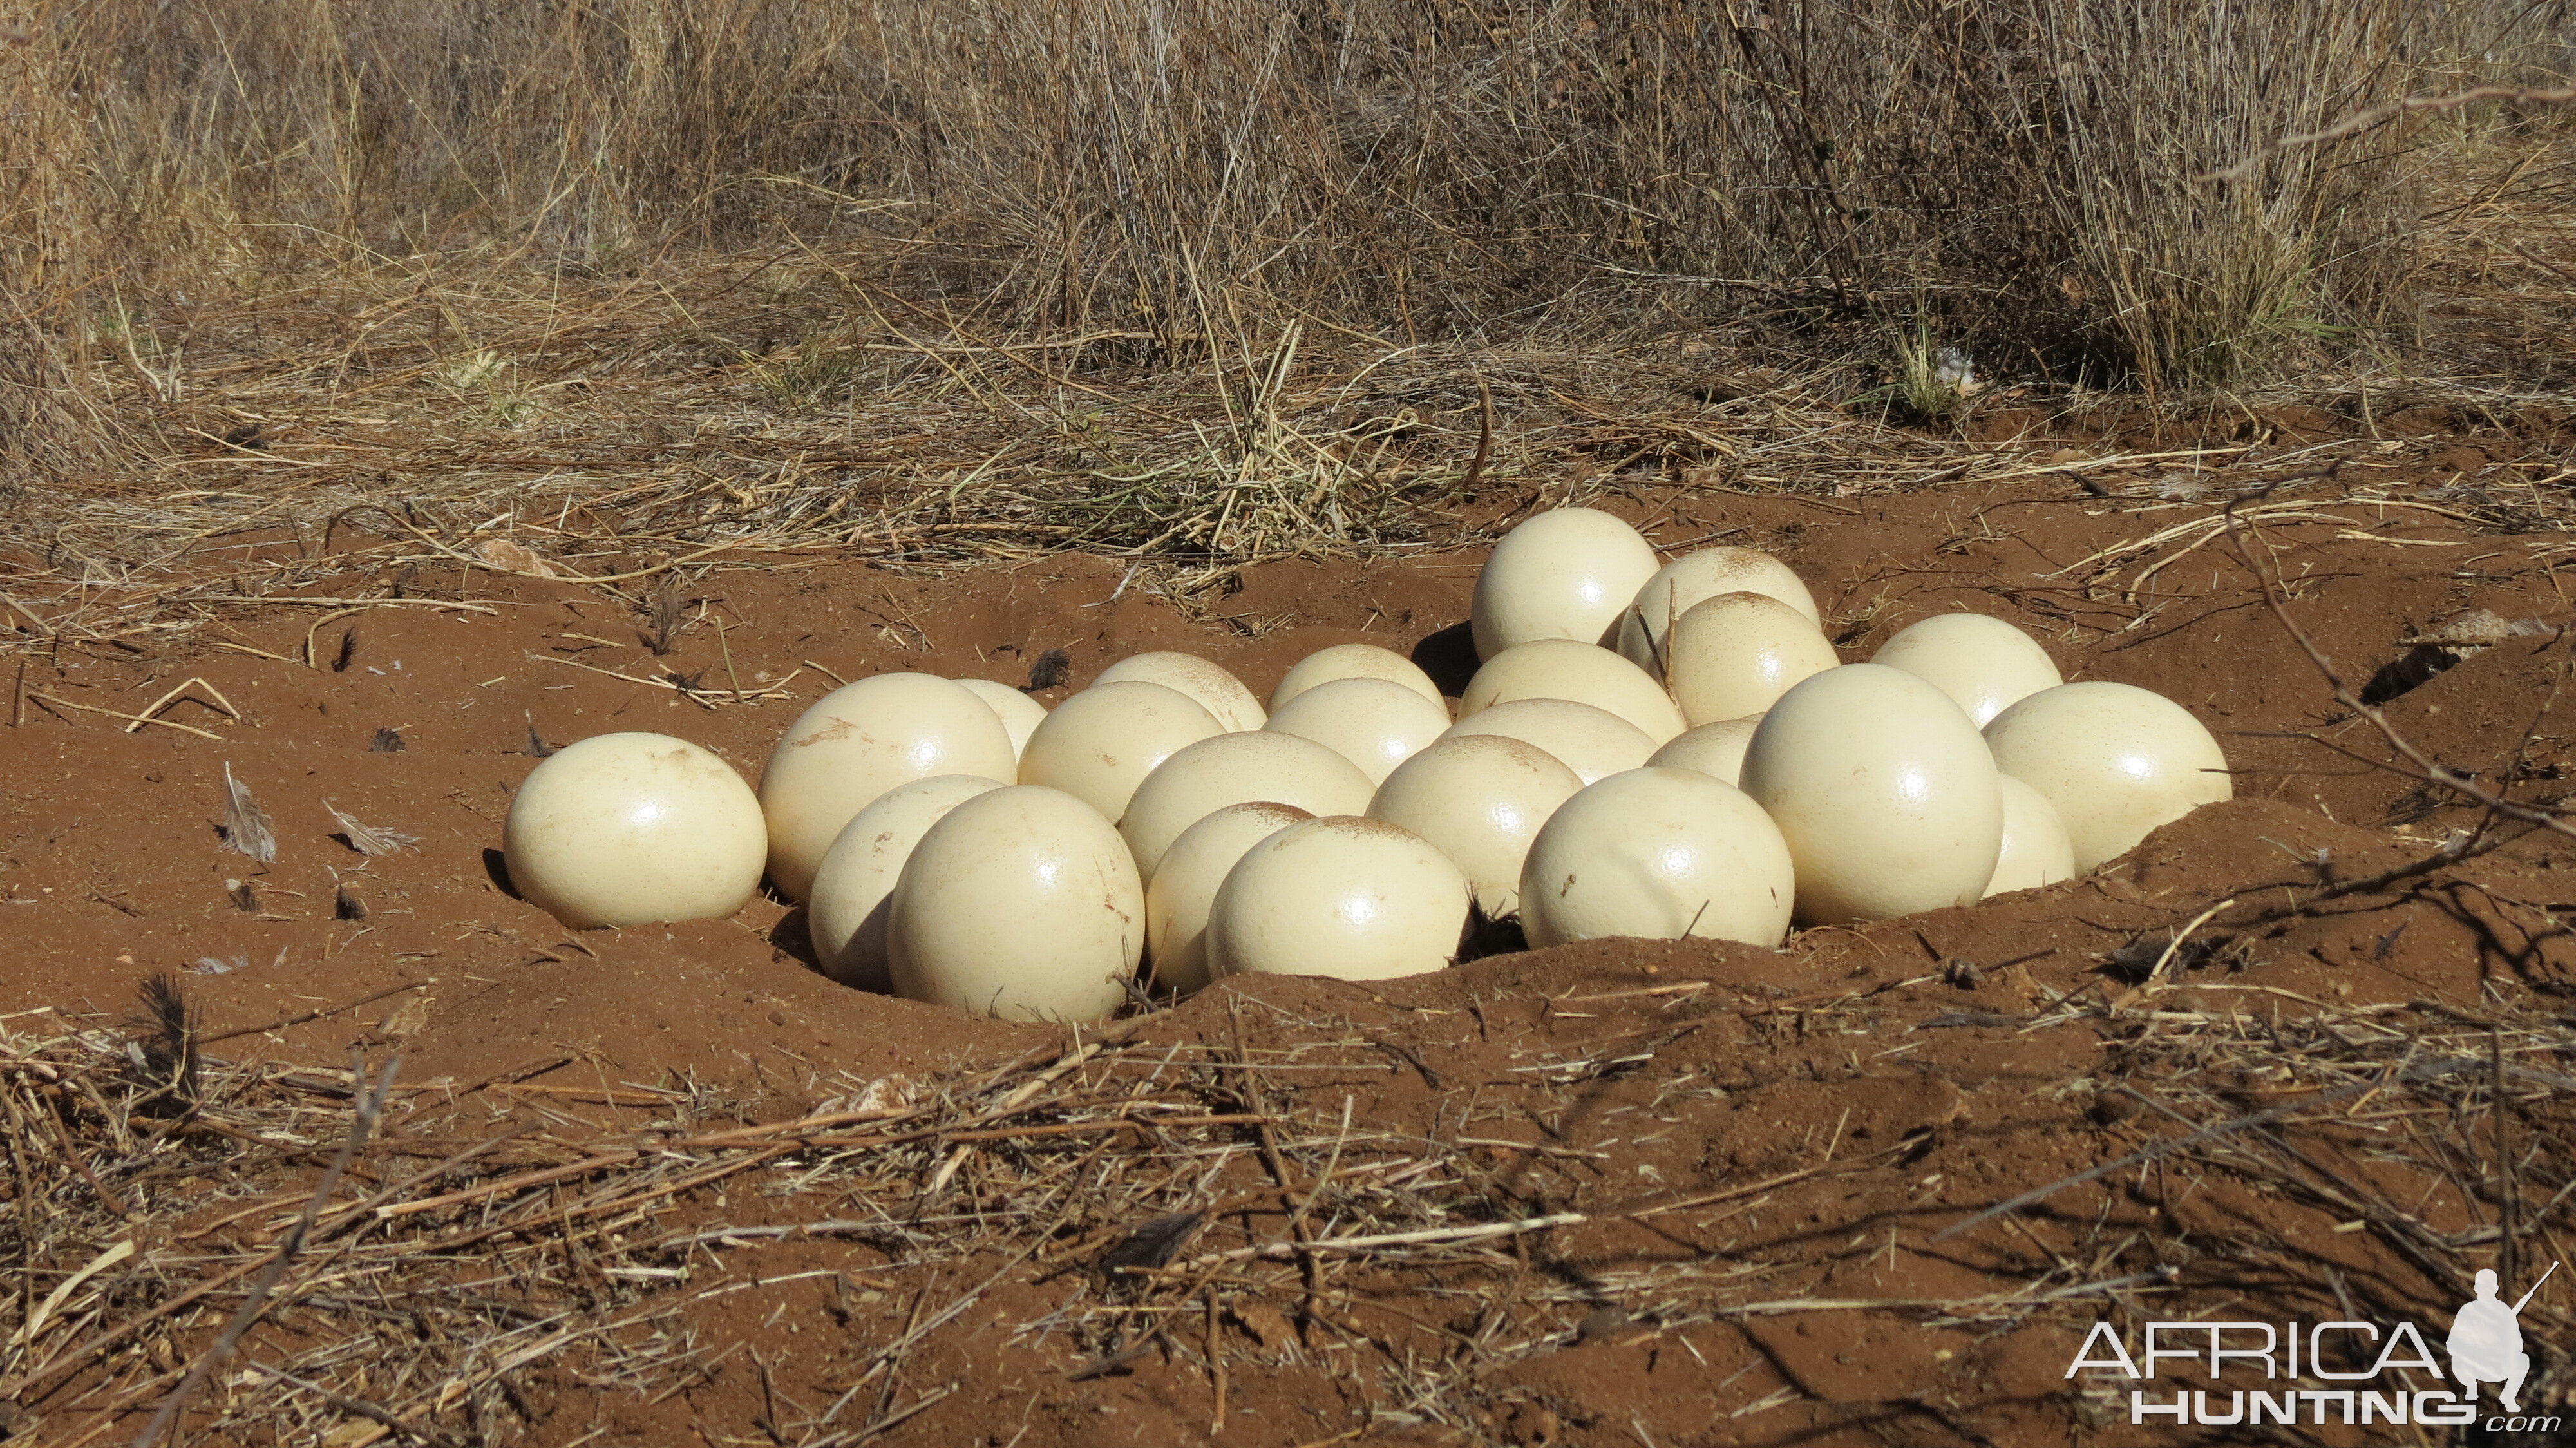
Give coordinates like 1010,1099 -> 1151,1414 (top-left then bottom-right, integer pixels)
0,0 -> 2562,488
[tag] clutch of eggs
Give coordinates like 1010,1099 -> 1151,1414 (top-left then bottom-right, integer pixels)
497,506 -> 2233,1017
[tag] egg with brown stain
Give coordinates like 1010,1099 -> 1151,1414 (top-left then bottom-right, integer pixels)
1145,801 -> 1313,995
1616,547 -> 1819,671
1096,651 -> 1267,730
759,674 -> 1018,902
506,733 -> 767,928
1662,592 -> 1839,727
808,774 -> 1007,991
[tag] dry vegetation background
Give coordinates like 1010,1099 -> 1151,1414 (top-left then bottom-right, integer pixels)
0,0 -> 2571,603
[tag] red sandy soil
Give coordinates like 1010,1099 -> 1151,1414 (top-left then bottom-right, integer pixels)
4,417 -> 2573,1446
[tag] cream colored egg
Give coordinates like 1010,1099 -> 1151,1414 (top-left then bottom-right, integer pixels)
1267,643 -> 1445,713
1096,651 -> 1267,731
758,674 -> 1018,902
1646,716 -> 1763,786
1871,613 -> 2064,727
1145,802 -> 1312,996
1616,547 -> 1821,670
1469,507 -> 1660,660
1263,677 -> 1454,786
1437,698 -> 1654,785
953,678 -> 1050,759
886,785 -> 1142,1021
808,775 -> 1007,991
1663,592 -> 1841,727
1117,730 -> 1375,881
1367,734 -> 1583,916
1982,681 -> 2231,872
1459,640 -> 1687,743
1206,817 -> 1471,982
504,733 -> 767,929
1986,775 -> 2076,897
1519,767 -> 1795,948
1017,680 -> 1224,821
1739,663 -> 2003,924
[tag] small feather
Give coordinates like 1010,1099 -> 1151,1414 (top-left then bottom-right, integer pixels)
1096,1211 -> 1205,1276
326,802 -> 419,855
221,763 -> 276,864
1025,647 -> 1071,692
128,973 -> 200,1112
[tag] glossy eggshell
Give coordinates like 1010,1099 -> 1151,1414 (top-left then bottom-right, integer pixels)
1206,817 -> 1472,982
1986,774 -> 2076,897
1367,734 -> 1584,915
1435,698 -> 1655,785
1646,716 -> 1763,786
1267,644 -> 1445,713
1519,767 -> 1795,948
953,678 -> 1050,759
1144,802 -> 1312,996
886,785 -> 1143,1021
1017,680 -> 1225,821
1617,548 -> 1821,669
1117,730 -> 1376,881
808,775 -> 1008,991
1469,507 -> 1660,661
1262,676 -> 1454,786
1663,591 -> 1841,727
1095,651 -> 1267,731
504,733 -> 767,929
758,674 -> 1018,902
1982,681 -> 2231,872
1459,640 -> 1687,743
1739,663 -> 2004,924
1870,613 -> 2064,728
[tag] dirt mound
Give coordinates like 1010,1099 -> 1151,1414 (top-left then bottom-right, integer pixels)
3,466 -> 2573,1445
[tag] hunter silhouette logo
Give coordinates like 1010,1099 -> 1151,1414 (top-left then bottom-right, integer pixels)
2065,1260 -> 2562,1430
2451,1262 -> 2555,1415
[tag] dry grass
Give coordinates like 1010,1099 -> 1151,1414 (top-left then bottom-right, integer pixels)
0,0 -> 2566,493
1,946 -> 2567,1444
0,0 -> 2563,637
